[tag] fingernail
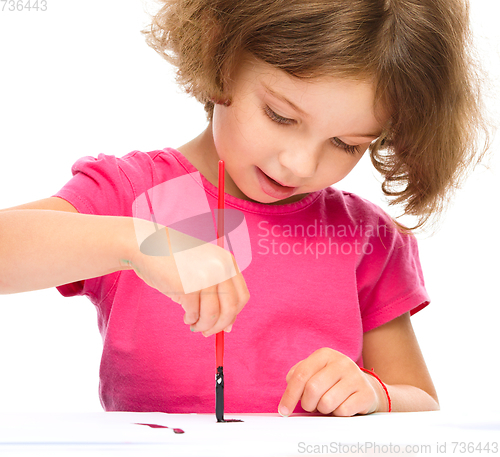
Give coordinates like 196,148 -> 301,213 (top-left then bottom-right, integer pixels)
190,325 -> 196,332
224,325 -> 233,333
278,405 -> 289,417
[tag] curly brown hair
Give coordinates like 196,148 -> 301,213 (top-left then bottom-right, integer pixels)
141,0 -> 490,229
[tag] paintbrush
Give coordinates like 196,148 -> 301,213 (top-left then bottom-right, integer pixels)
215,160 -> 243,423
216,159 -> 225,422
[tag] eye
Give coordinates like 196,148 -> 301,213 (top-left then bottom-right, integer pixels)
263,105 -> 295,125
331,137 -> 360,155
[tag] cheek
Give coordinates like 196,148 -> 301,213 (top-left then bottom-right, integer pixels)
322,149 -> 368,184
212,107 -> 247,153
211,107 -> 229,153
343,151 -> 367,175
342,143 -> 370,169
212,105 -> 273,161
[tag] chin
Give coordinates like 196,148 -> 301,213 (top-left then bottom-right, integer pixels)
262,194 -> 305,205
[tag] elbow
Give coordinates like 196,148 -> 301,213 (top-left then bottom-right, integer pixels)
0,279 -> 14,295
0,265 -> 18,294
419,389 -> 440,411
430,394 -> 440,411
0,268 -> 9,294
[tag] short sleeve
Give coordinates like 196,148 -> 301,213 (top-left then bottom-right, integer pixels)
356,207 -> 430,333
53,152 -> 147,217
52,151 -> 159,298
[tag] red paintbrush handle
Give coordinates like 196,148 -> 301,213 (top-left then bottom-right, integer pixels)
216,332 -> 224,367
217,160 -> 225,240
216,160 -> 225,368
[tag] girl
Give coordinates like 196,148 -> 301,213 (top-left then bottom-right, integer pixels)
0,0 -> 490,416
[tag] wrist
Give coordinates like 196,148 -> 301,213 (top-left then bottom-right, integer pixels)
119,217 -> 171,271
360,367 -> 392,413
116,216 -> 146,271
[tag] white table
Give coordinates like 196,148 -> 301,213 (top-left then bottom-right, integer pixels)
1,410 -> 499,456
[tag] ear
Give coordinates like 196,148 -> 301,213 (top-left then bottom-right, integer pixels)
210,97 -> 232,107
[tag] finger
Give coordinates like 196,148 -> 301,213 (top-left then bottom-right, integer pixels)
202,255 -> 249,336
223,316 -> 237,333
165,253 -> 186,296
181,291 -> 200,326
230,257 -> 250,314
316,378 -> 356,415
300,367 -> 342,413
285,362 -> 301,383
191,285 -> 219,332
202,278 -> 237,337
278,356 -> 329,417
332,391 -> 365,417
171,295 -> 182,305
212,266 -> 249,334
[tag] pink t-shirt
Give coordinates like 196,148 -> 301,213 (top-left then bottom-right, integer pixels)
54,148 -> 430,413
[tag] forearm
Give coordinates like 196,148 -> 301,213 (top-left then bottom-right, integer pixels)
365,374 -> 440,412
386,384 -> 439,412
0,210 -> 135,293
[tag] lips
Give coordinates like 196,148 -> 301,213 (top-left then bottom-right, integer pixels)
256,167 -> 297,199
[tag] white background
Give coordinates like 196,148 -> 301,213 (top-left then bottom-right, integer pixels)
0,0 -> 498,414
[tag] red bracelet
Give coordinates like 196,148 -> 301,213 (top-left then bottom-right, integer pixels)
360,367 -> 392,412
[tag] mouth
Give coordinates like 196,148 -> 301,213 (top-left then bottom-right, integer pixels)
255,167 -> 298,200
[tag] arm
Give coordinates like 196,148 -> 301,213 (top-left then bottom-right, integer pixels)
278,312 -> 438,416
362,311 -> 439,412
0,197 -> 249,336
0,197 -> 131,293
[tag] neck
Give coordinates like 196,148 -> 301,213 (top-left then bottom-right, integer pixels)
177,124 -> 220,188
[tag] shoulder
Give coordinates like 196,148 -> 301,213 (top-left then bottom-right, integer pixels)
322,187 -> 400,233
320,188 -> 419,267
56,147 -> 189,217
336,189 -> 430,329
71,148 -> 183,179
68,147 -> 191,198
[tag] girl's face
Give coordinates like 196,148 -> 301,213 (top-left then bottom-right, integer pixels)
193,57 -> 386,204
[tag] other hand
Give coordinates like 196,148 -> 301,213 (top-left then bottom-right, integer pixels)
278,348 -> 387,417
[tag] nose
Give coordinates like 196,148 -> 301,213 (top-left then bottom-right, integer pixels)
277,143 -> 320,179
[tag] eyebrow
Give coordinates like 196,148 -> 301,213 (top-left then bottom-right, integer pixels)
344,133 -> 381,140
262,83 -> 308,116
262,83 -> 381,140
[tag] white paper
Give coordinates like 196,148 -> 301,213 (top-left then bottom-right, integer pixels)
0,410 -> 498,456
